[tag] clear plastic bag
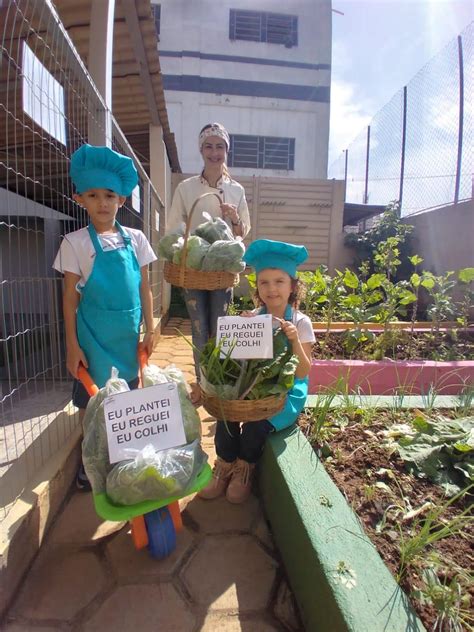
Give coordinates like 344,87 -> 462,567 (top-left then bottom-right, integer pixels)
105,439 -> 208,505
194,211 -> 234,243
142,364 -> 201,442
82,368 -> 130,493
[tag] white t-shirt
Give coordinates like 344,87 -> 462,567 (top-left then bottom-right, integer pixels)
167,174 -> 251,237
53,226 -> 157,286
252,308 -> 316,344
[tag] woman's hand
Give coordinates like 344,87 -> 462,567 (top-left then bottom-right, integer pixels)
142,331 -> 155,356
66,343 -> 88,378
220,203 -> 240,225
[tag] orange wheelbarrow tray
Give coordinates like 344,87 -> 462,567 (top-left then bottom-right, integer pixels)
77,348 -> 212,557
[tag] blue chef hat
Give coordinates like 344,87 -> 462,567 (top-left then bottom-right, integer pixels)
243,239 -> 308,278
70,144 -> 138,196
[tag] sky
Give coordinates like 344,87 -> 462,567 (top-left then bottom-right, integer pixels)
328,0 -> 473,168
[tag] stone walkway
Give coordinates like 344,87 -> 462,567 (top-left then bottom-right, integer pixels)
3,318 -> 302,632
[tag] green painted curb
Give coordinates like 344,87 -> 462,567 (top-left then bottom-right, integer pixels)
260,427 -> 426,632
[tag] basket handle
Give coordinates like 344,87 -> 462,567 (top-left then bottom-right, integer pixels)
180,191 -> 222,285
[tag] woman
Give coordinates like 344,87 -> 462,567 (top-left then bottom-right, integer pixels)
166,123 -> 251,401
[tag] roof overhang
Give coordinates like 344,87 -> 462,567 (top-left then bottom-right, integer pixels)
343,202 -> 386,226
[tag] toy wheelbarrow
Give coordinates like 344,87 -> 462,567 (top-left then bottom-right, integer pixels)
77,346 -> 212,559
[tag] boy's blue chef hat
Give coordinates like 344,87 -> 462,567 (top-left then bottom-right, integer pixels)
243,239 -> 308,278
70,144 -> 138,196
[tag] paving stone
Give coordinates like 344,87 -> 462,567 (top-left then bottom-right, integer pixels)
48,492 -> 126,546
11,550 -> 107,621
251,511 -> 275,552
106,525 -> 195,580
82,584 -> 195,632
181,535 -> 277,612
183,495 -> 260,534
273,578 -> 303,631
2,625 -> 63,632
200,614 -> 281,631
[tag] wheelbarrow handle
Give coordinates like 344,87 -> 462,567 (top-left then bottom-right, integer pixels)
77,344 -> 150,398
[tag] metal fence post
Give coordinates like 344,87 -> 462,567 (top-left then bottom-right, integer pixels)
454,35 -> 464,205
343,149 -> 348,202
363,126 -> 370,204
399,86 -> 407,210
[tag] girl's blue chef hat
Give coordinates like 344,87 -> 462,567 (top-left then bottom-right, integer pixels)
243,239 -> 308,278
70,144 -> 138,196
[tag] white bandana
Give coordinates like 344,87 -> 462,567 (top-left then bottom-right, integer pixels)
198,124 -> 230,151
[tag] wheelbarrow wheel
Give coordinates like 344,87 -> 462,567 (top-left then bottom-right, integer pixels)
144,507 -> 176,559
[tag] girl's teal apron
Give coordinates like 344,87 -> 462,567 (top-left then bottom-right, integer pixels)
76,222 -> 142,388
260,305 -> 309,432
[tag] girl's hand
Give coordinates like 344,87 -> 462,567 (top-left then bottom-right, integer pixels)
240,310 -> 255,317
277,319 -> 299,343
66,344 -> 88,378
142,331 -> 155,356
220,203 -> 239,225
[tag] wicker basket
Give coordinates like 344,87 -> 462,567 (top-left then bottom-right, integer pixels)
163,191 -> 240,290
201,392 -> 285,423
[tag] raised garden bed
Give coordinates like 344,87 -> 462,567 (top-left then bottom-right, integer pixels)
309,325 -> 474,395
259,424 -> 426,632
296,397 -> 473,632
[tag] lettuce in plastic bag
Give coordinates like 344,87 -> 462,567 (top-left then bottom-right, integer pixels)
201,239 -> 245,273
194,212 -> 234,243
82,368 -> 130,493
106,439 -> 208,505
158,230 -> 184,261
172,235 -> 209,269
142,364 -> 201,442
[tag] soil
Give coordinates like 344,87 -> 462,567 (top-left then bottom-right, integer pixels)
311,329 -> 474,362
298,410 -> 474,631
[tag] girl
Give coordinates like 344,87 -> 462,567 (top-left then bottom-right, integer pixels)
199,239 -> 315,503
166,123 -> 251,403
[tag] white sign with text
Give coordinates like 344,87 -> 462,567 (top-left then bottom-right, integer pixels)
104,382 -> 186,464
216,314 -> 273,359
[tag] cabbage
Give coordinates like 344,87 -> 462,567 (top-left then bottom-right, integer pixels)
158,232 -> 183,261
142,364 -> 201,442
172,235 -> 209,269
105,440 -> 208,505
201,239 -> 246,273
82,368 -> 130,493
194,212 -> 234,243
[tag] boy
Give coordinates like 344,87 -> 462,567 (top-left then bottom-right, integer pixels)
53,144 -> 157,489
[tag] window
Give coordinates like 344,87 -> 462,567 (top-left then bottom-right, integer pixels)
229,9 -> 298,47
151,3 -> 161,37
228,135 -> 295,170
22,42 -> 66,145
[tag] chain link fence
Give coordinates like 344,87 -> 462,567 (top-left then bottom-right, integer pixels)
1,1 -> 164,522
330,23 -> 473,217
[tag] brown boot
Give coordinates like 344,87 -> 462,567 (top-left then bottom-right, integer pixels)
226,459 -> 255,504
198,457 -> 235,500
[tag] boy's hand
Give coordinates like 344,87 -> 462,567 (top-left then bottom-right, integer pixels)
142,331 -> 155,356
66,344 -> 88,378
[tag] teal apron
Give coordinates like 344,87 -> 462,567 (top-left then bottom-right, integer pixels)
260,304 -> 309,432
76,222 -> 142,388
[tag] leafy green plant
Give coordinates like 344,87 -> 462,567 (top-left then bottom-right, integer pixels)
396,486 -> 472,582
455,267 -> 474,329
454,385 -> 474,418
344,200 -> 414,281
392,414 -> 474,495
307,390 -> 338,449
413,565 -> 473,632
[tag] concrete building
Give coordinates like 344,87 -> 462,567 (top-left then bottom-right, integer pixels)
154,0 -> 332,179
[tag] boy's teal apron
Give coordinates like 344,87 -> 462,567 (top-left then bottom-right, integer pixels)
77,222 -> 142,388
260,305 -> 309,432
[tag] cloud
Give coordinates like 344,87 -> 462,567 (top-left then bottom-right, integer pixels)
328,79 -> 373,169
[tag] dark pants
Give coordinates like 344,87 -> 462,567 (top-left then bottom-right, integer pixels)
215,419 -> 274,464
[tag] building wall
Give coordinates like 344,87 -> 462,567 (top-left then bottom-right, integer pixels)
157,0 -> 331,179
404,201 -> 474,275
